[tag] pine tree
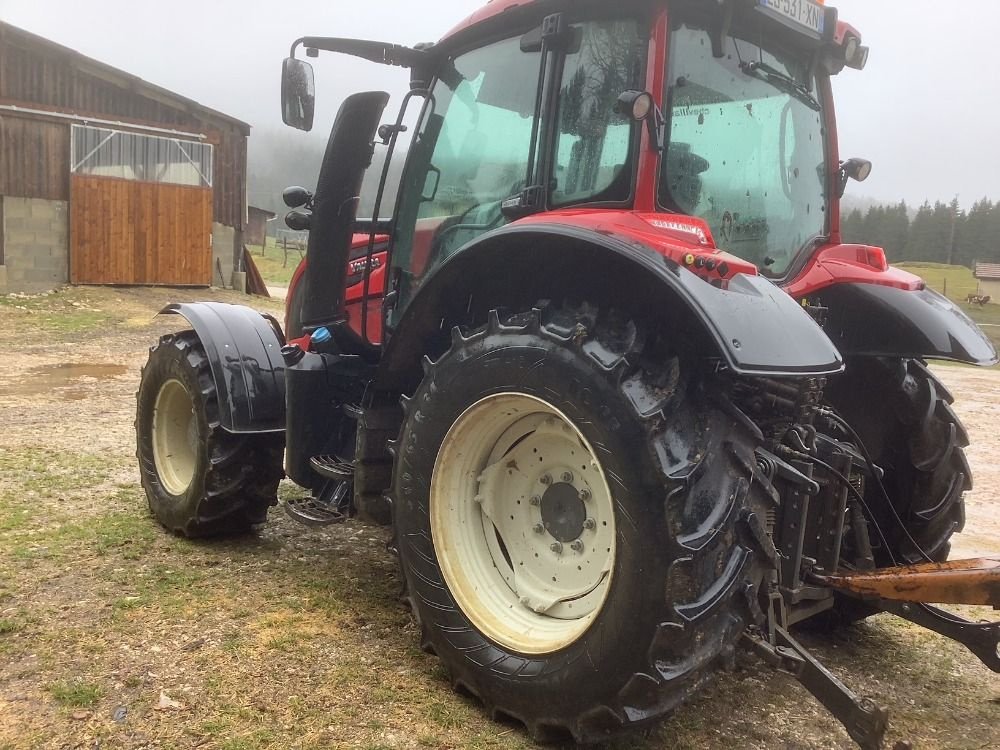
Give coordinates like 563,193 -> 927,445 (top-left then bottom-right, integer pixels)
841,208 -> 864,243
882,201 -> 910,261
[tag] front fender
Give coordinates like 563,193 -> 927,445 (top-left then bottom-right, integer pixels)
819,284 -> 998,366
162,302 -> 287,433
378,223 -> 844,389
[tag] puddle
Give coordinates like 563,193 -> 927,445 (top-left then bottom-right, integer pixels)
3,363 -> 129,401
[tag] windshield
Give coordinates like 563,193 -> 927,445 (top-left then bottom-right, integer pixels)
660,20 -> 827,276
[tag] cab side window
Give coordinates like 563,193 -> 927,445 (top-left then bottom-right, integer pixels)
552,19 -> 647,207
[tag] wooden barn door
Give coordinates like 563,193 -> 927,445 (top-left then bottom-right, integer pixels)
69,126 -> 214,286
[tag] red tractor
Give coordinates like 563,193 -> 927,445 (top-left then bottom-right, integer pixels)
136,1 -> 1000,746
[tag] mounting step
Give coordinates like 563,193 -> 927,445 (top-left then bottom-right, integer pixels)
285,480 -> 351,527
310,455 -> 355,482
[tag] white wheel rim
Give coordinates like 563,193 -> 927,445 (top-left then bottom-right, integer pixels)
430,393 -> 616,655
152,378 -> 198,496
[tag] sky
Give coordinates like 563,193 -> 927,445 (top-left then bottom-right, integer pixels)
1,0 -> 997,208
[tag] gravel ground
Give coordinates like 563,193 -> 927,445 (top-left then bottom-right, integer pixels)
0,286 -> 997,750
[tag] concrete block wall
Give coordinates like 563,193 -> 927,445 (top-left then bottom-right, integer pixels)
0,197 -> 69,294
211,222 -> 235,290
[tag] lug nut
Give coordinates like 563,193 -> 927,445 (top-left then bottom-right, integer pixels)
550,542 -> 563,554
533,524 -> 545,535
579,488 -> 592,501
540,474 -> 552,485
530,495 -> 541,507
562,471 -> 574,483
583,518 -> 596,531
571,540 -> 585,553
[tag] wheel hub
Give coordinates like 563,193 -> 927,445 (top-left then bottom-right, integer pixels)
430,393 -> 616,655
541,482 -> 587,543
151,378 -> 198,496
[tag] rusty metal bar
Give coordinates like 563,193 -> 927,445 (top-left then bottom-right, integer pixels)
813,557 -> 1000,607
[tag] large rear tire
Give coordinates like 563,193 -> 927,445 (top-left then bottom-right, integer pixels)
136,331 -> 284,537
391,306 -> 775,742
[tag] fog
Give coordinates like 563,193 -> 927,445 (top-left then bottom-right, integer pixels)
2,0 -> 997,208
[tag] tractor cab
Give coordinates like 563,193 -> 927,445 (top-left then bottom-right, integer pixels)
279,0 -> 871,351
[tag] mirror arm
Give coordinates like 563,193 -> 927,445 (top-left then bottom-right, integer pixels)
291,37 -> 433,69
648,105 -> 666,152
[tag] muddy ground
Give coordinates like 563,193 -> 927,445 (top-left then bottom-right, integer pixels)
0,286 -> 997,750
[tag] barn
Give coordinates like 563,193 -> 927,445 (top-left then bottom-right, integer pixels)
246,205 -> 276,247
0,21 -> 251,294
974,263 -> 1000,304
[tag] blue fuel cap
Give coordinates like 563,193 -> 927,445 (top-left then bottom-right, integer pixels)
312,327 -> 332,345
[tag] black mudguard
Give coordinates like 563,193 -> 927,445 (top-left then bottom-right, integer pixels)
162,302 -> 287,433
378,223 -> 845,389
819,284 -> 998,366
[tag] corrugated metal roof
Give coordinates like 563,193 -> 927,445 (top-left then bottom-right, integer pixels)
974,263 -> 1000,280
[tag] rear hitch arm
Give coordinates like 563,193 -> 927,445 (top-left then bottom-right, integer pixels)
878,600 -> 1000,672
812,557 -> 1000,671
743,627 -> 889,750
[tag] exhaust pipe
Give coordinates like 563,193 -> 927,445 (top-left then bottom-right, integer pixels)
301,90 -> 390,331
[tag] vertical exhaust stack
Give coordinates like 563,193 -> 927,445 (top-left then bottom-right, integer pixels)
301,90 -> 390,331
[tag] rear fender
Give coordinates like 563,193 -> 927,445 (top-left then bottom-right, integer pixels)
818,284 -> 998,366
162,302 -> 287,433
376,224 -> 845,391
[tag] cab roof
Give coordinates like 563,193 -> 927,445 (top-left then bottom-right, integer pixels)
439,0 -> 858,50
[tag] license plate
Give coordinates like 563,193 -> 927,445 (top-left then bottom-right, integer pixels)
757,0 -> 826,36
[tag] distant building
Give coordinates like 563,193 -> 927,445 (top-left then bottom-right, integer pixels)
973,263 -> 1000,303
0,21 -> 250,293
246,206 -> 276,247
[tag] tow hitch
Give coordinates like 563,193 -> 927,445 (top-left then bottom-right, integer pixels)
814,557 -> 1000,672
747,557 -> 1000,749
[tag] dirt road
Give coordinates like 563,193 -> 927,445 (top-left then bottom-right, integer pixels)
0,287 -> 997,750
932,367 -> 1000,559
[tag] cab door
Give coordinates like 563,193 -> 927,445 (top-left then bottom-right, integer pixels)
386,35 -> 544,326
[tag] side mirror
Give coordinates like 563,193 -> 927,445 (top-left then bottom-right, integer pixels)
281,58 -> 316,131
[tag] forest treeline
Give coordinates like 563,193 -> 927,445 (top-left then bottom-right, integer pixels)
841,198 -> 1000,268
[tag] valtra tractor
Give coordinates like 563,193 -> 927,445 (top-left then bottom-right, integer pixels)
135,0 -> 1000,746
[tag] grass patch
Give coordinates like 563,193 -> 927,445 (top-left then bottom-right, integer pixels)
0,447 -> 111,497
0,618 -> 22,634
0,289 -> 115,335
246,239 -> 302,287
47,679 -> 103,707
896,262 -> 979,300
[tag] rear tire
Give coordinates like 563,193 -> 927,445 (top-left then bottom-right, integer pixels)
391,306 -> 775,742
136,331 -> 284,537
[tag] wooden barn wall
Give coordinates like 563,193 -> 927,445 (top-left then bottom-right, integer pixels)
0,114 -> 69,201
0,32 -> 247,229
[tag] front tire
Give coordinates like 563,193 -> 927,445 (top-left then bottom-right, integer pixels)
392,307 -> 775,742
827,357 -> 969,565
136,331 -> 284,537
817,358 -> 970,628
